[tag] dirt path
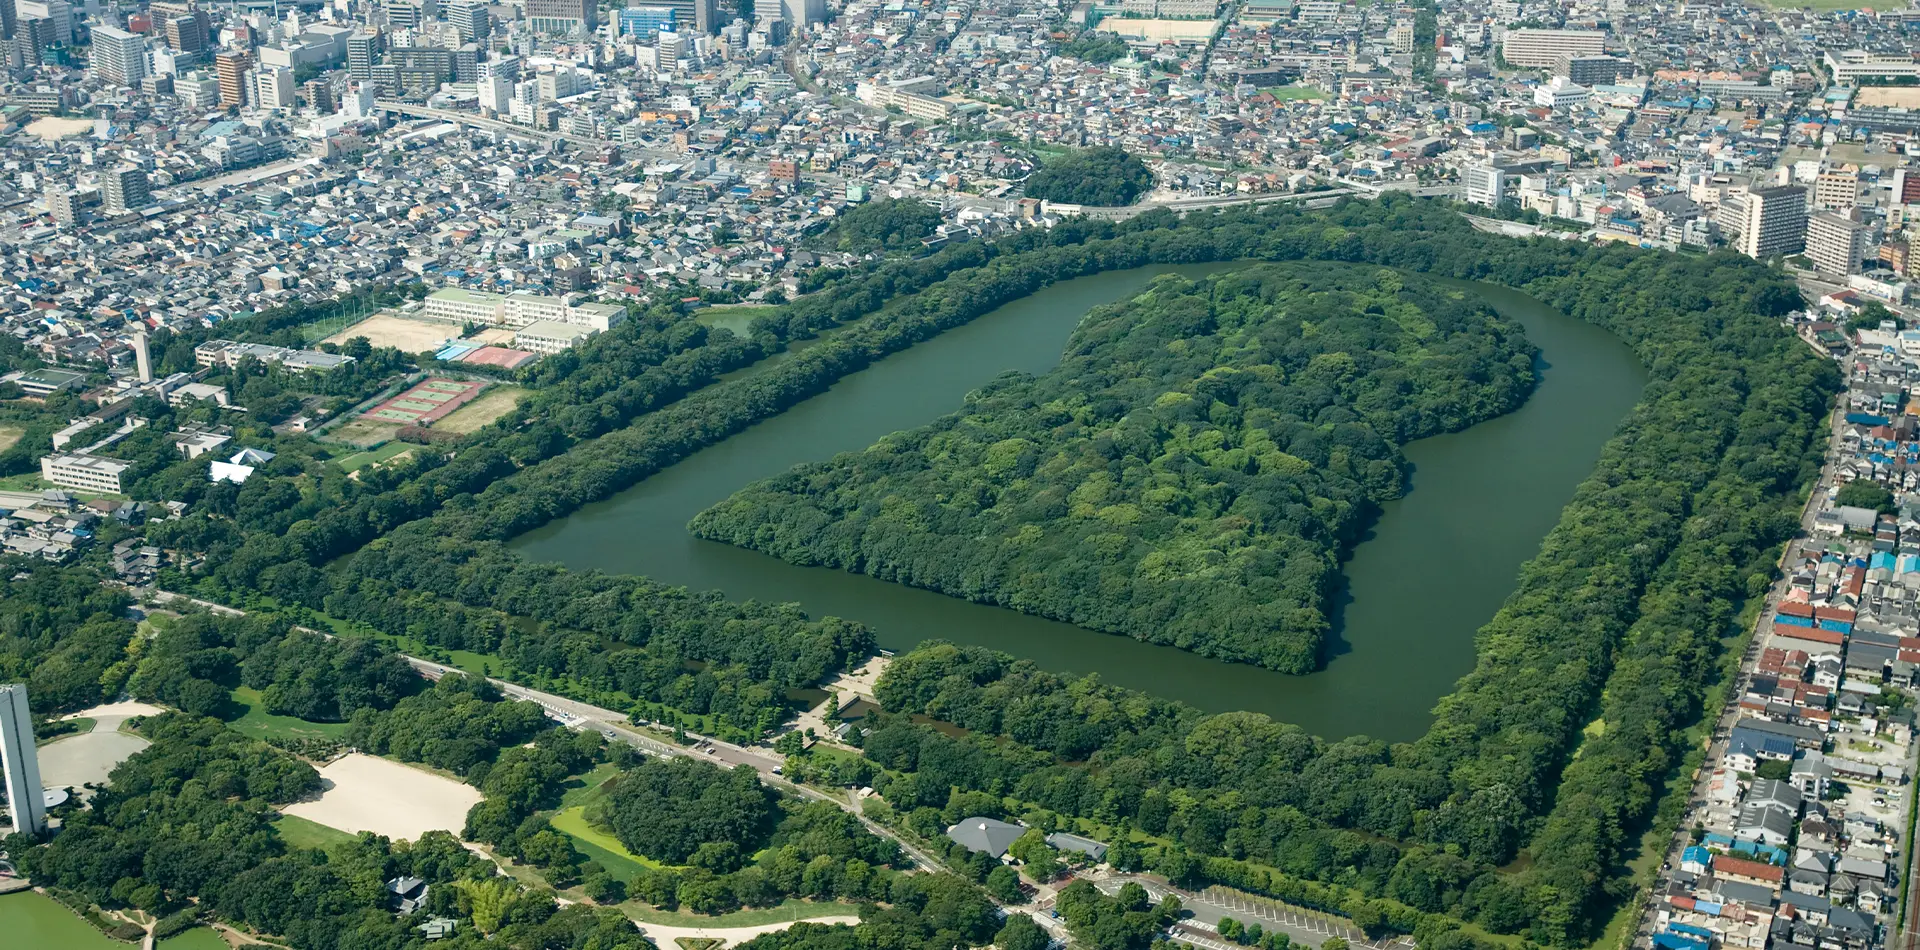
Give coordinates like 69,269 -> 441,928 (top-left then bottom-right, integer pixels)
629,914 -> 861,948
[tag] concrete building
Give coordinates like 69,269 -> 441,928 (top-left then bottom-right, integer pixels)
256,65 -> 297,108
1501,28 -> 1605,69
1558,54 -> 1621,85
91,26 -> 151,86
781,0 -> 826,30
1463,163 -> 1509,208
1738,184 -> 1808,260
1824,49 -> 1920,84
448,0 -> 490,41
527,0 -> 594,33
215,49 -> 252,107
1808,211 -> 1873,276
102,165 -> 151,214
41,453 -> 131,494
513,319 -> 599,353
0,684 -> 46,836
1815,165 -> 1860,212
45,185 -> 75,227
1533,77 -> 1589,110
14,0 -> 68,43
177,70 -> 220,109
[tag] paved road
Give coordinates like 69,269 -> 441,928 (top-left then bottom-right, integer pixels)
140,588 -> 946,875
1628,396 -> 1857,949
1093,874 -> 1411,950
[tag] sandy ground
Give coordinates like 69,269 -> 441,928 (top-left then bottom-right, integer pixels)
283,753 -> 483,843
632,915 -> 860,948
435,386 -> 527,435
62,701 -> 165,731
1856,87 -> 1920,109
25,117 -> 92,142
325,313 -> 462,354
788,656 -> 889,744
465,327 -> 518,345
39,727 -> 150,797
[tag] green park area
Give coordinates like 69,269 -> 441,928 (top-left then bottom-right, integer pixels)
225,685 -> 353,742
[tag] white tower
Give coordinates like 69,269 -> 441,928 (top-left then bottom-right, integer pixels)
0,685 -> 47,836
133,331 -> 153,383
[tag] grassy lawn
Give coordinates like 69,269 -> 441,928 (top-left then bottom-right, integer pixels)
619,898 -> 855,928
695,305 -> 779,337
1265,85 -> 1327,101
334,440 -> 423,473
224,686 -> 352,741
559,763 -> 623,809
276,814 -> 359,851
37,718 -> 92,744
551,807 -> 674,882
0,425 -> 21,454
434,386 -> 527,435
0,473 -> 50,493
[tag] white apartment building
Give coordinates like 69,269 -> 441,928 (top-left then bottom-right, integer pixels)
1737,185 -> 1809,260
1501,29 -> 1605,69
1807,212 -> 1872,276
41,454 -> 131,494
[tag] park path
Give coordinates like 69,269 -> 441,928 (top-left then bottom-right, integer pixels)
628,914 -> 861,947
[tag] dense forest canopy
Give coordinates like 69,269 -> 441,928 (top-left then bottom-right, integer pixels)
822,199 -> 946,254
1023,147 -> 1155,206
692,264 -> 1536,671
129,195 -> 1837,948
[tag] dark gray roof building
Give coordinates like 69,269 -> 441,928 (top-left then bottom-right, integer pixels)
947,817 -> 1025,858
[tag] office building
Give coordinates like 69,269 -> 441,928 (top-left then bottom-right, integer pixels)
448,0 -> 489,41
1737,184 -> 1808,260
478,72 -> 511,112
346,30 -> 380,81
0,685 -> 47,836
1807,211 -> 1872,276
102,164 -> 151,213
527,0 -> 594,33
303,78 -> 336,112
177,69 -> 220,108
1533,76 -> 1589,110
41,453 -> 132,493
256,64 -> 296,107
1500,28 -> 1605,69
215,49 -> 252,107
14,0 -> 67,43
617,5 -> 674,36
1463,164 -> 1509,208
781,0 -> 824,30
0,0 -> 15,41
92,26 -> 151,85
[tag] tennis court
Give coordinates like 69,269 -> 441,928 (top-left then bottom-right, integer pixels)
360,378 -> 486,426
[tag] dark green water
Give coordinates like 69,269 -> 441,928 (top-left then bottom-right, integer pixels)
511,265 -> 1647,742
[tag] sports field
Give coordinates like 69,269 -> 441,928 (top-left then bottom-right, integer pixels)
324,313 -> 462,353
361,378 -> 485,426
435,385 -> 527,434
